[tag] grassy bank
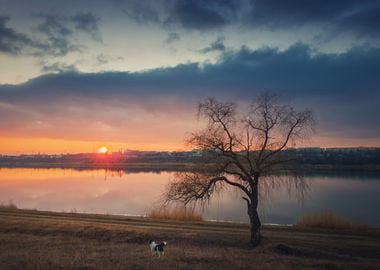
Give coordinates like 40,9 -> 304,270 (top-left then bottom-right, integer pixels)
0,209 -> 379,269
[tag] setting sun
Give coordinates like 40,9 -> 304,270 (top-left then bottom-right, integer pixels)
97,146 -> 108,154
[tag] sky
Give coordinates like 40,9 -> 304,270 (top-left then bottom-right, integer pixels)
0,0 -> 380,154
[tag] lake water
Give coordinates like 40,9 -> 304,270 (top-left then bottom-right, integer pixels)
0,168 -> 379,225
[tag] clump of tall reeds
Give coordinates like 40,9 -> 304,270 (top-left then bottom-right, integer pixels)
296,212 -> 368,230
148,206 -> 203,222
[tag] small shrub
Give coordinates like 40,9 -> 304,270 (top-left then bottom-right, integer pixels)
0,201 -> 18,210
296,212 -> 368,230
148,207 -> 203,222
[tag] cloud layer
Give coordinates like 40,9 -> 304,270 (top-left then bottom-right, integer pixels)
1,44 -> 379,144
121,0 -> 380,38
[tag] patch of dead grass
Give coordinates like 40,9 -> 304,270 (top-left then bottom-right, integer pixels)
296,212 -> 368,230
148,207 -> 203,222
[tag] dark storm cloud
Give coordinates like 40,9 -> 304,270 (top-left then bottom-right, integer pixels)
2,0 -> 379,45
164,0 -> 241,31
244,0 -> 380,37
246,0 -> 354,27
35,14 -> 82,56
0,44 -> 379,138
0,14 -> 78,57
123,1 -> 161,24
71,12 -> 103,42
0,15 -> 34,54
338,4 -> 380,38
0,12 -> 103,57
37,15 -> 71,37
120,0 -> 380,39
35,12 -> 104,55
121,0 -> 240,31
199,37 -> 226,53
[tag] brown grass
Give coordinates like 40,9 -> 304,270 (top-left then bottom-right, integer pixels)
148,207 -> 203,222
296,212 -> 369,230
0,208 -> 379,270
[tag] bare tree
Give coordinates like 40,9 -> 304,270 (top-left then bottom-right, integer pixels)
165,92 -> 315,247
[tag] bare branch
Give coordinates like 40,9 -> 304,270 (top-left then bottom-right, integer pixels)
165,173 -> 225,205
261,109 -> 314,163
242,196 -> 251,208
165,173 -> 251,205
222,177 -> 251,196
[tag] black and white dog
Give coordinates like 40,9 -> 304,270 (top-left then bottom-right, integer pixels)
149,240 -> 167,257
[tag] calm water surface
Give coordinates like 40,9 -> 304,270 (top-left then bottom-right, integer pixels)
0,168 -> 379,225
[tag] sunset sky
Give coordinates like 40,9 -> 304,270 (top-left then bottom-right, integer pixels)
0,0 -> 380,154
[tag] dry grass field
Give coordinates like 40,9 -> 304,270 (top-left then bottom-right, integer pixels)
0,208 -> 379,270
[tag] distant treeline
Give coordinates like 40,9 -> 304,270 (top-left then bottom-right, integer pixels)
0,148 -> 380,171
288,148 -> 380,166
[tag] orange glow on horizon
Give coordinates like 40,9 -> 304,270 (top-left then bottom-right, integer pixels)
97,146 -> 108,154
0,136 -> 379,155
0,137 -> 187,155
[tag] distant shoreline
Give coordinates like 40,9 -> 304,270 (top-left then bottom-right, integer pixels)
0,162 -> 195,171
2,147 -> 379,172
1,162 -> 380,173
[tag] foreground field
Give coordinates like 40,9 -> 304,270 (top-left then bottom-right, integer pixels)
0,209 -> 379,270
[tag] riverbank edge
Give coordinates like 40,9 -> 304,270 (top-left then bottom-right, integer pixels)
1,208 -> 379,237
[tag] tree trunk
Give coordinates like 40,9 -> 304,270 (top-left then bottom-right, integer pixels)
248,183 -> 261,247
